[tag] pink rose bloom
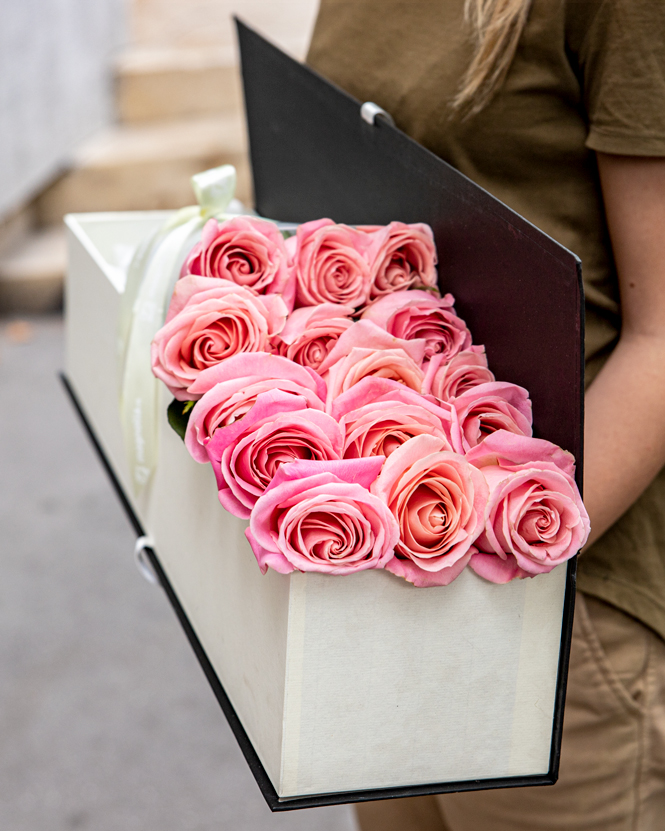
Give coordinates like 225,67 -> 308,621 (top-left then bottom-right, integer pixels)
272,302 -> 355,372
151,276 -> 288,400
317,319 -> 427,410
182,216 -> 295,309
247,458 -> 399,575
362,290 -> 471,360
185,353 -> 326,462
288,219 -> 373,308
465,432 -> 590,583
372,434 -> 489,587
324,348 -> 425,412
204,393 -> 344,518
317,319 -> 427,373
333,377 -> 454,459
423,348 -> 495,402
359,222 -> 438,299
450,381 -> 533,453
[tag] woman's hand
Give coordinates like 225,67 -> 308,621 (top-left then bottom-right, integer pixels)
583,153 -> 665,547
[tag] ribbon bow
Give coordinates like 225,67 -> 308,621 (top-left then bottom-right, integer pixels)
118,164 -> 240,501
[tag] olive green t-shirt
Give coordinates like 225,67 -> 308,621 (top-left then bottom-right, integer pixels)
307,0 -> 665,638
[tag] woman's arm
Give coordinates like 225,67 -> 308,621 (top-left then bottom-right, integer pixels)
583,153 -> 665,547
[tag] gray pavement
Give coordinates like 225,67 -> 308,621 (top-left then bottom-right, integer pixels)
0,315 -> 358,831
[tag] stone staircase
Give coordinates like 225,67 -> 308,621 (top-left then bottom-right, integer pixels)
0,46 -> 250,313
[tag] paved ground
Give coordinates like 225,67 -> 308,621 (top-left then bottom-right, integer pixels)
0,314 -> 358,831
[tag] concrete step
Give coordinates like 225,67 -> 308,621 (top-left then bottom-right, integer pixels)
115,47 -> 242,123
35,115 -> 251,224
0,227 -> 66,314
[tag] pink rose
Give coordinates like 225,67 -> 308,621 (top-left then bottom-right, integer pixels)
362,291 -> 471,360
288,219 -> 373,308
183,216 -> 295,309
205,393 -> 344,518
317,319 -> 427,373
372,434 -> 489,587
185,353 -> 326,462
151,276 -> 288,400
247,458 -> 400,575
423,348 -> 495,402
272,302 -> 355,372
359,222 -> 438,299
333,377 -> 454,459
451,381 -> 532,453
317,320 -> 427,410
324,348 -> 425,412
465,432 -> 590,582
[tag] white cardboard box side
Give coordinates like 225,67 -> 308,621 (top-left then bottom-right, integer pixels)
65,213 -> 290,786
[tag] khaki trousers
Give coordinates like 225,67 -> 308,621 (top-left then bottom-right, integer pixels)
355,592 -> 665,831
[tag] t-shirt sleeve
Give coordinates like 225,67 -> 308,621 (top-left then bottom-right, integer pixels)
578,0 -> 665,156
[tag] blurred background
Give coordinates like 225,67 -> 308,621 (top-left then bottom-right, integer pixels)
0,0 -> 323,311
0,1 -> 359,828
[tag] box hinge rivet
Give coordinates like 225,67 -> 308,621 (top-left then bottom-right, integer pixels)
134,536 -> 159,585
360,101 -> 395,127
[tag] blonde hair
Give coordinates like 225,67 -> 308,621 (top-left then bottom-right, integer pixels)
452,0 -> 532,117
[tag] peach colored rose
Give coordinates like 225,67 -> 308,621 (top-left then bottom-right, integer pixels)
465,432 -> 590,582
359,222 -> 438,299
185,353 -> 326,462
317,320 -> 427,410
317,319 -> 426,373
325,348 -> 425,412
247,458 -> 399,575
451,381 -> 532,453
205,393 -> 344,518
362,291 -> 471,360
423,348 -> 495,402
272,302 -> 355,372
183,216 -> 295,309
334,377 -> 454,459
151,276 -> 288,400
372,434 -> 488,587
288,219 -> 373,308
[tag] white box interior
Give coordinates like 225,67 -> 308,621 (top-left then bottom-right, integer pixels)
65,212 -> 568,798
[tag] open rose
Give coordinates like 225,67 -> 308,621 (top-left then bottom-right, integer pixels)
465,432 -> 590,582
151,276 -> 288,400
372,434 -> 488,587
451,381 -> 532,453
182,216 -> 295,309
324,348 -> 425,412
317,320 -> 427,410
359,222 -> 438,299
317,320 -> 426,373
288,219 -> 372,308
272,303 -> 354,372
205,392 -> 344,518
333,377 -> 454,459
185,353 -> 326,462
423,348 -> 495,402
247,458 -> 399,575
362,291 -> 471,360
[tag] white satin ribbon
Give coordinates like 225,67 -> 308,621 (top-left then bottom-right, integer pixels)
118,164 -> 240,500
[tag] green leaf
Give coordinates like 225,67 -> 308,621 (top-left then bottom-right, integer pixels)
167,398 -> 194,441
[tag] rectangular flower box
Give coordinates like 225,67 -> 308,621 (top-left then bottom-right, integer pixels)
62,22 -> 583,810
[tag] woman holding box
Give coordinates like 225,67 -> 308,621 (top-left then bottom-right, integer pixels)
307,1 -> 665,829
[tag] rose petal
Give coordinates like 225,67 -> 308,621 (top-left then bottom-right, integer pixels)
468,552 -> 528,583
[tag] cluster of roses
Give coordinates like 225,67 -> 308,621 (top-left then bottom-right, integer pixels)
151,215 -> 590,587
